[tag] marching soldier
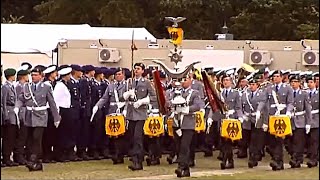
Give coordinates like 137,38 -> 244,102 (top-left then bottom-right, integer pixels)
313,72 -> 319,89
168,74 -> 202,177
13,69 -> 30,165
77,65 -> 95,160
15,66 -> 60,171
219,74 -> 243,169
288,75 -> 312,168
266,70 -> 294,171
1,65 -> 4,167
122,62 -> 157,171
306,74 -> 319,168
42,65 -> 58,163
53,65 -> 79,162
240,77 -> 267,168
2,68 -> 19,167
93,67 -> 127,164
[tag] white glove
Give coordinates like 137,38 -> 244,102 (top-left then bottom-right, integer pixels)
305,124 -> 311,134
133,96 -> 150,109
149,109 -> 159,117
200,109 -> 205,114
181,106 -> 190,114
207,118 -> 213,127
243,115 -> 249,121
286,111 -> 292,118
169,112 -> 174,119
14,107 -> 19,114
256,111 -> 261,121
238,117 -> 244,123
126,120 -> 129,129
262,124 -> 268,132
123,89 -> 135,100
122,109 -> 127,117
54,121 -> 60,128
92,106 -> 98,115
164,124 -> 168,131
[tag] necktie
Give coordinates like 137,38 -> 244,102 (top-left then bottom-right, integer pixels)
33,84 -> 37,91
225,90 -> 228,98
251,92 -> 254,98
135,80 -> 139,87
117,82 -> 120,88
276,85 -> 279,92
294,91 -> 296,98
309,91 -> 312,98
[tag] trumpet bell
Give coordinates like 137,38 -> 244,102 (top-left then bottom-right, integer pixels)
240,63 -> 255,73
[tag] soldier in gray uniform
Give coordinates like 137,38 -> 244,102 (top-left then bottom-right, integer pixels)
13,69 -> 30,165
240,78 -> 267,168
1,65 -> 4,167
287,75 -> 312,168
122,63 -> 157,171
167,74 -> 202,177
15,67 -> 60,171
306,74 -> 319,168
219,74 -> 243,169
2,68 -> 19,167
266,70 -> 294,171
93,67 -> 127,164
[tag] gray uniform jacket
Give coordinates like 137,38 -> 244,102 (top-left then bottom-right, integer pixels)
126,78 -> 157,121
221,88 -> 243,119
241,89 -> 267,130
15,82 -> 27,125
95,80 -> 127,114
1,85 -> 3,125
169,88 -> 202,130
291,89 -> 312,129
308,88 -> 319,128
16,82 -> 60,127
2,81 -> 18,125
266,83 -> 294,118
191,79 -> 205,100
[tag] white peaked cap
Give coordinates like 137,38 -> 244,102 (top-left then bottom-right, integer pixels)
58,66 -> 72,76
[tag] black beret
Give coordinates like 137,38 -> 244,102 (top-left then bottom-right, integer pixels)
159,71 -> 166,78
221,74 -> 231,80
306,75 -> 314,82
134,62 -> 145,70
313,72 -> 319,77
4,68 -> 16,77
272,70 -> 282,76
289,75 -> 301,82
82,65 -> 95,72
249,79 -> 259,84
71,64 -> 82,72
17,70 -> 29,76
253,74 -> 263,80
114,67 -> 124,75
31,65 -> 46,73
20,62 -> 33,71
95,67 -> 103,75
124,68 -> 131,79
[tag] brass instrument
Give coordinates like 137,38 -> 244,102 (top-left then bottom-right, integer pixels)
259,80 -> 272,89
236,63 -> 255,88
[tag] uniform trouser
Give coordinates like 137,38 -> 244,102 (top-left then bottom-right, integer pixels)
220,137 -> 234,163
57,108 -> 75,150
290,128 -> 306,163
111,134 -> 126,159
205,121 -> 220,150
42,110 -> 57,159
269,135 -> 284,163
238,129 -> 251,155
146,137 -> 161,159
2,124 -> 18,162
307,128 -> 319,162
26,127 -> 44,160
89,109 -> 106,153
77,107 -> 91,152
173,129 -> 194,169
248,126 -> 265,162
71,106 -> 80,151
128,120 -> 145,162
13,122 -> 28,158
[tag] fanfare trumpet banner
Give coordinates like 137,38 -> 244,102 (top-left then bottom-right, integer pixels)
144,115 -> 165,137
152,69 -> 168,115
268,115 -> 292,138
105,113 -> 126,137
195,111 -> 205,133
220,119 -> 242,141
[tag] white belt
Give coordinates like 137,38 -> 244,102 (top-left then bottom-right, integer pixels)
311,109 -> 319,114
244,112 -> 256,116
294,111 -> 305,116
228,110 -> 235,114
270,104 -> 286,108
110,102 -> 117,106
26,106 -> 49,111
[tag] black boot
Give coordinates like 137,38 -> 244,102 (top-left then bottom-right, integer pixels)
175,167 -> 190,178
270,160 -> 284,171
289,160 -> 301,168
217,151 -> 223,160
26,155 -> 43,172
112,156 -> 124,165
128,161 -> 143,171
237,149 -> 248,159
167,156 -> 173,164
3,159 -> 19,167
14,154 -> 27,165
92,151 -> 103,160
150,157 -> 160,166
307,160 -> 318,168
225,159 -> 234,169
146,156 -> 151,166
67,149 -> 81,162
78,150 -> 93,161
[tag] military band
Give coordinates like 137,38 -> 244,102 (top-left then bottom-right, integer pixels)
1,62 -> 319,178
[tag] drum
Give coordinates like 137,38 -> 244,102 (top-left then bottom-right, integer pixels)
269,115 -> 292,138
105,113 -> 126,137
220,119 -> 242,141
195,111 -> 205,133
144,115 -> 165,137
166,118 -> 174,137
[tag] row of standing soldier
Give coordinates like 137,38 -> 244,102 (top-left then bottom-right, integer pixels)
1,62 -> 319,177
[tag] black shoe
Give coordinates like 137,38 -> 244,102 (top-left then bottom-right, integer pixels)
204,151 -> 213,157
270,161 -> 283,171
4,160 -> 19,167
189,161 -> 195,168
146,157 -> 151,166
150,158 -> 160,166
112,158 -> 124,165
27,163 -> 43,171
220,162 -> 226,170
175,168 -> 190,178
167,156 -> 173,164
78,152 -> 93,161
307,161 -> 318,168
92,151 -> 103,160
217,152 -> 223,161
128,161 -> 143,171
42,158 -> 51,163
14,155 -> 27,165
248,161 -> 258,168
225,161 -> 234,169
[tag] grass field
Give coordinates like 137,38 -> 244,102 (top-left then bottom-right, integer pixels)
1,151 -> 319,180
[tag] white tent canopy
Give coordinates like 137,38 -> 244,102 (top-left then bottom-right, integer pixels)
1,23 -> 156,56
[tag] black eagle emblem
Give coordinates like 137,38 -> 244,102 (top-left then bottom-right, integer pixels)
109,118 -> 121,133
149,118 -> 161,134
226,122 -> 240,138
195,113 -> 202,128
274,119 -> 287,134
